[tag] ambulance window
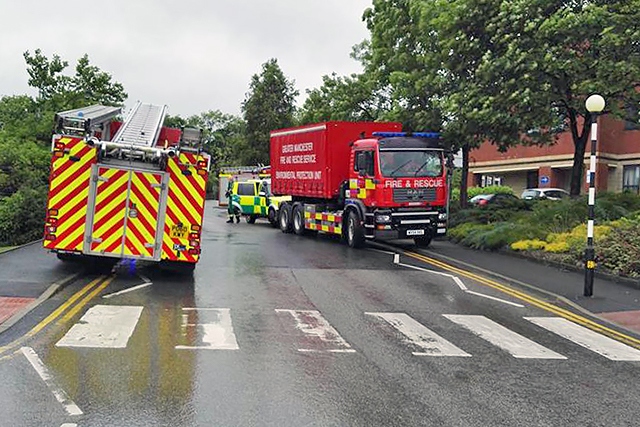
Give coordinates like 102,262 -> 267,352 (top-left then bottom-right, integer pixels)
237,183 -> 255,196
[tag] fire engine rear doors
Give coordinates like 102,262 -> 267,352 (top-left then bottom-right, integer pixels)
84,166 -> 168,260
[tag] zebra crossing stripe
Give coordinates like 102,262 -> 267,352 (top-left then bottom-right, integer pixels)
366,312 -> 470,357
526,317 -> 640,361
176,308 -> 239,350
444,314 -> 566,359
56,305 -> 143,349
276,309 -> 356,353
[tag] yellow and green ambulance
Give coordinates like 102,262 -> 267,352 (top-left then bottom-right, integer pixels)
229,179 -> 290,226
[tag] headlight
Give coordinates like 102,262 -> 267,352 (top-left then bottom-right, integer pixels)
375,214 -> 392,224
438,213 -> 447,220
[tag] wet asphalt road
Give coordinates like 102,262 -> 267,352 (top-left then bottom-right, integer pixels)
1,205 -> 640,426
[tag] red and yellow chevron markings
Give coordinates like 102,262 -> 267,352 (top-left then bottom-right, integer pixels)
122,171 -> 163,258
90,167 -> 130,255
44,136 -> 97,251
162,153 -> 208,263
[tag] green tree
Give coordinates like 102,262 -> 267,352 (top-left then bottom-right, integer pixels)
482,0 -> 640,195
177,110 -> 247,170
298,70 -> 391,124
242,59 -> 298,165
22,49 -> 127,142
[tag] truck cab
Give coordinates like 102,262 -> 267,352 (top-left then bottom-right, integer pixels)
229,179 -> 291,226
346,132 -> 449,247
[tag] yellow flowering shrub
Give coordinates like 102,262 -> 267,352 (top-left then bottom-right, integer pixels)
511,239 -> 547,251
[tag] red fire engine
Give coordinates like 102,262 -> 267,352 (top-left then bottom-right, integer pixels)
43,102 -> 210,271
271,122 -> 452,248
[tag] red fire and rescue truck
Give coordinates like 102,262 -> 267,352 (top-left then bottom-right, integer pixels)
271,122 -> 451,248
43,102 -> 210,271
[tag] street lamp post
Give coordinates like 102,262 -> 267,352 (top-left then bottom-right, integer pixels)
584,94 -> 605,297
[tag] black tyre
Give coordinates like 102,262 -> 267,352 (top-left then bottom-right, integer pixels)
414,236 -> 432,248
246,215 -> 258,224
345,210 -> 365,248
56,252 -> 78,262
268,207 -> 278,228
279,203 -> 293,233
292,204 -> 306,235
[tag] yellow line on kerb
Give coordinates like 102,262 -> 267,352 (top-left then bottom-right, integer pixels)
0,275 -> 112,357
404,250 -> 640,350
27,276 -> 106,337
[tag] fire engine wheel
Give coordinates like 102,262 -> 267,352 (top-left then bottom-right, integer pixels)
346,210 -> 365,249
56,252 -> 80,262
279,203 -> 293,233
292,204 -> 306,236
268,208 -> 278,228
414,236 -> 432,248
246,215 -> 258,224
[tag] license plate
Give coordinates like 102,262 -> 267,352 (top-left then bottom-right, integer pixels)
406,229 -> 425,236
170,224 -> 188,239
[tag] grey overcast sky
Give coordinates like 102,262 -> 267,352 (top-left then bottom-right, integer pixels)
0,0 -> 373,117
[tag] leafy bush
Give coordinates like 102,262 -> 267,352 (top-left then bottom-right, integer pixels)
450,202 -> 531,228
0,187 -> 47,245
451,221 -> 547,250
596,218 -> 640,277
468,185 -> 514,198
448,222 -> 492,242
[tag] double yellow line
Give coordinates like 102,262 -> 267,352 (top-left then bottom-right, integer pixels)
0,275 -> 113,357
404,250 -> 640,350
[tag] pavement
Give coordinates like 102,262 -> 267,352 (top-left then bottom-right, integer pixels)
0,241 -> 79,334
423,240 -> 640,334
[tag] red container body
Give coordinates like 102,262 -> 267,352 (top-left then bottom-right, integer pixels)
270,121 -> 402,199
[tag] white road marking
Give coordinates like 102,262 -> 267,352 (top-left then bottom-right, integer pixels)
276,309 -> 355,353
20,347 -> 83,416
444,315 -> 566,359
175,308 -> 239,350
366,312 -> 470,357
60,424 -> 77,427
397,262 -> 468,290
464,290 -> 525,308
138,274 -> 152,283
526,317 -> 640,361
393,253 -> 400,264
368,248 -> 397,256
102,282 -> 152,299
56,305 -> 143,348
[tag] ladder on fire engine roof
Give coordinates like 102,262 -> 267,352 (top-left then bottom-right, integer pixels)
55,104 -> 122,135
111,101 -> 168,148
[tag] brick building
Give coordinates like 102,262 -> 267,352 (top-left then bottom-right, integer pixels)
468,115 -> 640,195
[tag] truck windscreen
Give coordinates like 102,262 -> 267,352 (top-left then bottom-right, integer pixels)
379,150 -> 442,177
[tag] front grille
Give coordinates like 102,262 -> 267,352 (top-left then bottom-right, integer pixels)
393,188 -> 437,203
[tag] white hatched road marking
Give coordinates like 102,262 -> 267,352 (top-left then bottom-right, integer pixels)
56,305 -> 143,349
444,315 -> 567,359
21,347 -> 83,416
276,309 -> 356,353
176,308 -> 239,350
366,312 -> 470,357
526,317 -> 640,361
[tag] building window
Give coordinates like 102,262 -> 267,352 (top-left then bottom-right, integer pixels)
526,171 -> 539,189
623,165 -> 640,193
